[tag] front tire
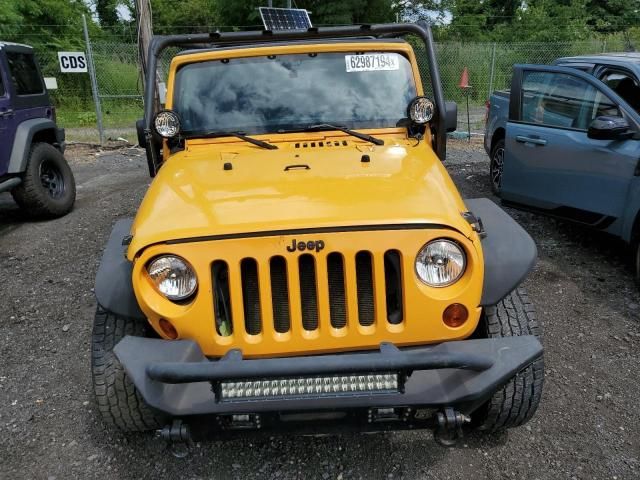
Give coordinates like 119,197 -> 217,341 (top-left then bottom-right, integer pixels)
473,288 -> 544,432
489,139 -> 505,196
91,306 -> 166,432
11,142 -> 76,218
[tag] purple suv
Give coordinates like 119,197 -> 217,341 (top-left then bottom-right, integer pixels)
0,42 -> 75,218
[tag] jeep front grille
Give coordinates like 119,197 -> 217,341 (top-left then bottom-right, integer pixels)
299,254 -> 319,331
327,252 -> 347,329
241,258 -> 261,335
211,249 -> 404,338
269,256 -> 290,334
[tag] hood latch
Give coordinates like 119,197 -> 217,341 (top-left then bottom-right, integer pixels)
461,211 -> 486,238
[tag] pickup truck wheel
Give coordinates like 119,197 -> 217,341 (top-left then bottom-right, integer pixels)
91,306 -> 166,432
11,142 -> 76,218
489,139 -> 505,196
473,288 -> 544,433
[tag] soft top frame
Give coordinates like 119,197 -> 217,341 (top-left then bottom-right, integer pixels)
143,22 -> 446,176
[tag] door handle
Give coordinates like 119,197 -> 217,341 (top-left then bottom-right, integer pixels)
0,109 -> 14,118
516,135 -> 547,146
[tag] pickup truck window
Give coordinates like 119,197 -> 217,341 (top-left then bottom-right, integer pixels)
600,71 -> 640,114
521,71 -> 619,130
173,51 -> 417,135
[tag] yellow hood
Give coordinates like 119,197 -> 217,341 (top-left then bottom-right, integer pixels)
128,137 -> 472,257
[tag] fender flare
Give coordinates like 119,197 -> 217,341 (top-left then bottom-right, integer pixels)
95,219 -> 145,319
8,118 -> 65,174
465,198 -> 537,306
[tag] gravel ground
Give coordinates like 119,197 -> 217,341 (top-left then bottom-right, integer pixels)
1,139 -> 638,480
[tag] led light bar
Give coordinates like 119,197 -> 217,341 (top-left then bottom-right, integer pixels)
219,373 -> 399,401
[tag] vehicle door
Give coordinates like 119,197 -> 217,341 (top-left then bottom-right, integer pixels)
501,65 -> 640,228
0,54 -> 14,177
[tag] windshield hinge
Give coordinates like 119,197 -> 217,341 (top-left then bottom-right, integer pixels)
461,211 -> 486,238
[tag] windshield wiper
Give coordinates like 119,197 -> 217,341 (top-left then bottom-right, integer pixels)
183,131 -> 278,150
280,124 -> 384,146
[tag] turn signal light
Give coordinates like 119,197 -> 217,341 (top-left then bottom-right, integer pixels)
443,303 -> 468,328
159,318 -> 178,339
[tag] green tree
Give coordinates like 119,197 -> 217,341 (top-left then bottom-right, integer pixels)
215,0 -> 396,29
514,0 -> 591,42
446,0 -> 521,41
150,0 -> 218,31
0,0 -> 95,48
586,0 -> 640,35
95,0 -> 121,27
0,0 -> 23,25
215,0 -> 261,27
441,0 -> 603,42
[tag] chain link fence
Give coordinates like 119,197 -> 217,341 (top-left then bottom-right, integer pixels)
434,38 -> 628,136
20,31 -> 632,143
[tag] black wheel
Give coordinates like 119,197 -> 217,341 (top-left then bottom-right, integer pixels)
473,288 -> 544,433
91,305 -> 166,432
489,139 -> 505,196
11,142 -> 76,218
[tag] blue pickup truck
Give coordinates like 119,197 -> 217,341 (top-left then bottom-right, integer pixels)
484,53 -> 640,278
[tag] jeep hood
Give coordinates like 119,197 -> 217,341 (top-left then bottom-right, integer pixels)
128,140 -> 472,257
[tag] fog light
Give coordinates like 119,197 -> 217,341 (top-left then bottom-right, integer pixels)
443,303 -> 468,327
159,318 -> 178,339
408,96 -> 435,124
153,109 -> 181,138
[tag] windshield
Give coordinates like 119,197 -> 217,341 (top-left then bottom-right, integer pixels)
173,51 -> 418,135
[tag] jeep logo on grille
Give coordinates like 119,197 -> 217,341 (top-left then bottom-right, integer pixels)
287,239 -> 325,253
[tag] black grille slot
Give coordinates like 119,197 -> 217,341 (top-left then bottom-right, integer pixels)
356,251 -> 375,326
212,260 -> 233,336
299,254 -> 319,331
241,258 -> 261,335
327,253 -> 347,328
270,256 -> 290,333
384,250 -> 404,325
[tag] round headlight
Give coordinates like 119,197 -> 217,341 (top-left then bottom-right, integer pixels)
147,255 -> 197,301
415,239 -> 466,287
408,96 -> 434,124
153,110 -> 181,138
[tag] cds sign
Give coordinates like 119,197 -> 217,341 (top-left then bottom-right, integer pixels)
58,52 -> 88,73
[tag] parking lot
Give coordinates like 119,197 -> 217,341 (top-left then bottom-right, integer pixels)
1,140 -> 638,480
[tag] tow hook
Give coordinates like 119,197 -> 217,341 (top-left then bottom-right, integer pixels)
433,407 -> 470,446
158,419 -> 192,458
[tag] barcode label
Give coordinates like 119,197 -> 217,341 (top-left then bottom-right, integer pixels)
345,54 -> 400,72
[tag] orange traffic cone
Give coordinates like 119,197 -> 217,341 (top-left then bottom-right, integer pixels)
459,67 -> 471,89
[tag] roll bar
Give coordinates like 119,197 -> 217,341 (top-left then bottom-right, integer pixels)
142,22 -> 447,176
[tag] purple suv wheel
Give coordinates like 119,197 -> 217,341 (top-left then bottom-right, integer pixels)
11,142 -> 76,218
39,159 -> 65,199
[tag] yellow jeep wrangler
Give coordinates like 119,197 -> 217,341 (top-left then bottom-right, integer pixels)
92,23 -> 543,444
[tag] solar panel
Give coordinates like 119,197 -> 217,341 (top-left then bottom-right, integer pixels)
259,7 -> 312,31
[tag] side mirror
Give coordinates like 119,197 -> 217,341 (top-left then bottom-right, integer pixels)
444,101 -> 457,133
587,116 -> 632,140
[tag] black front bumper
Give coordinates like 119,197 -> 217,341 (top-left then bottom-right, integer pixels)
114,336 -> 542,418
